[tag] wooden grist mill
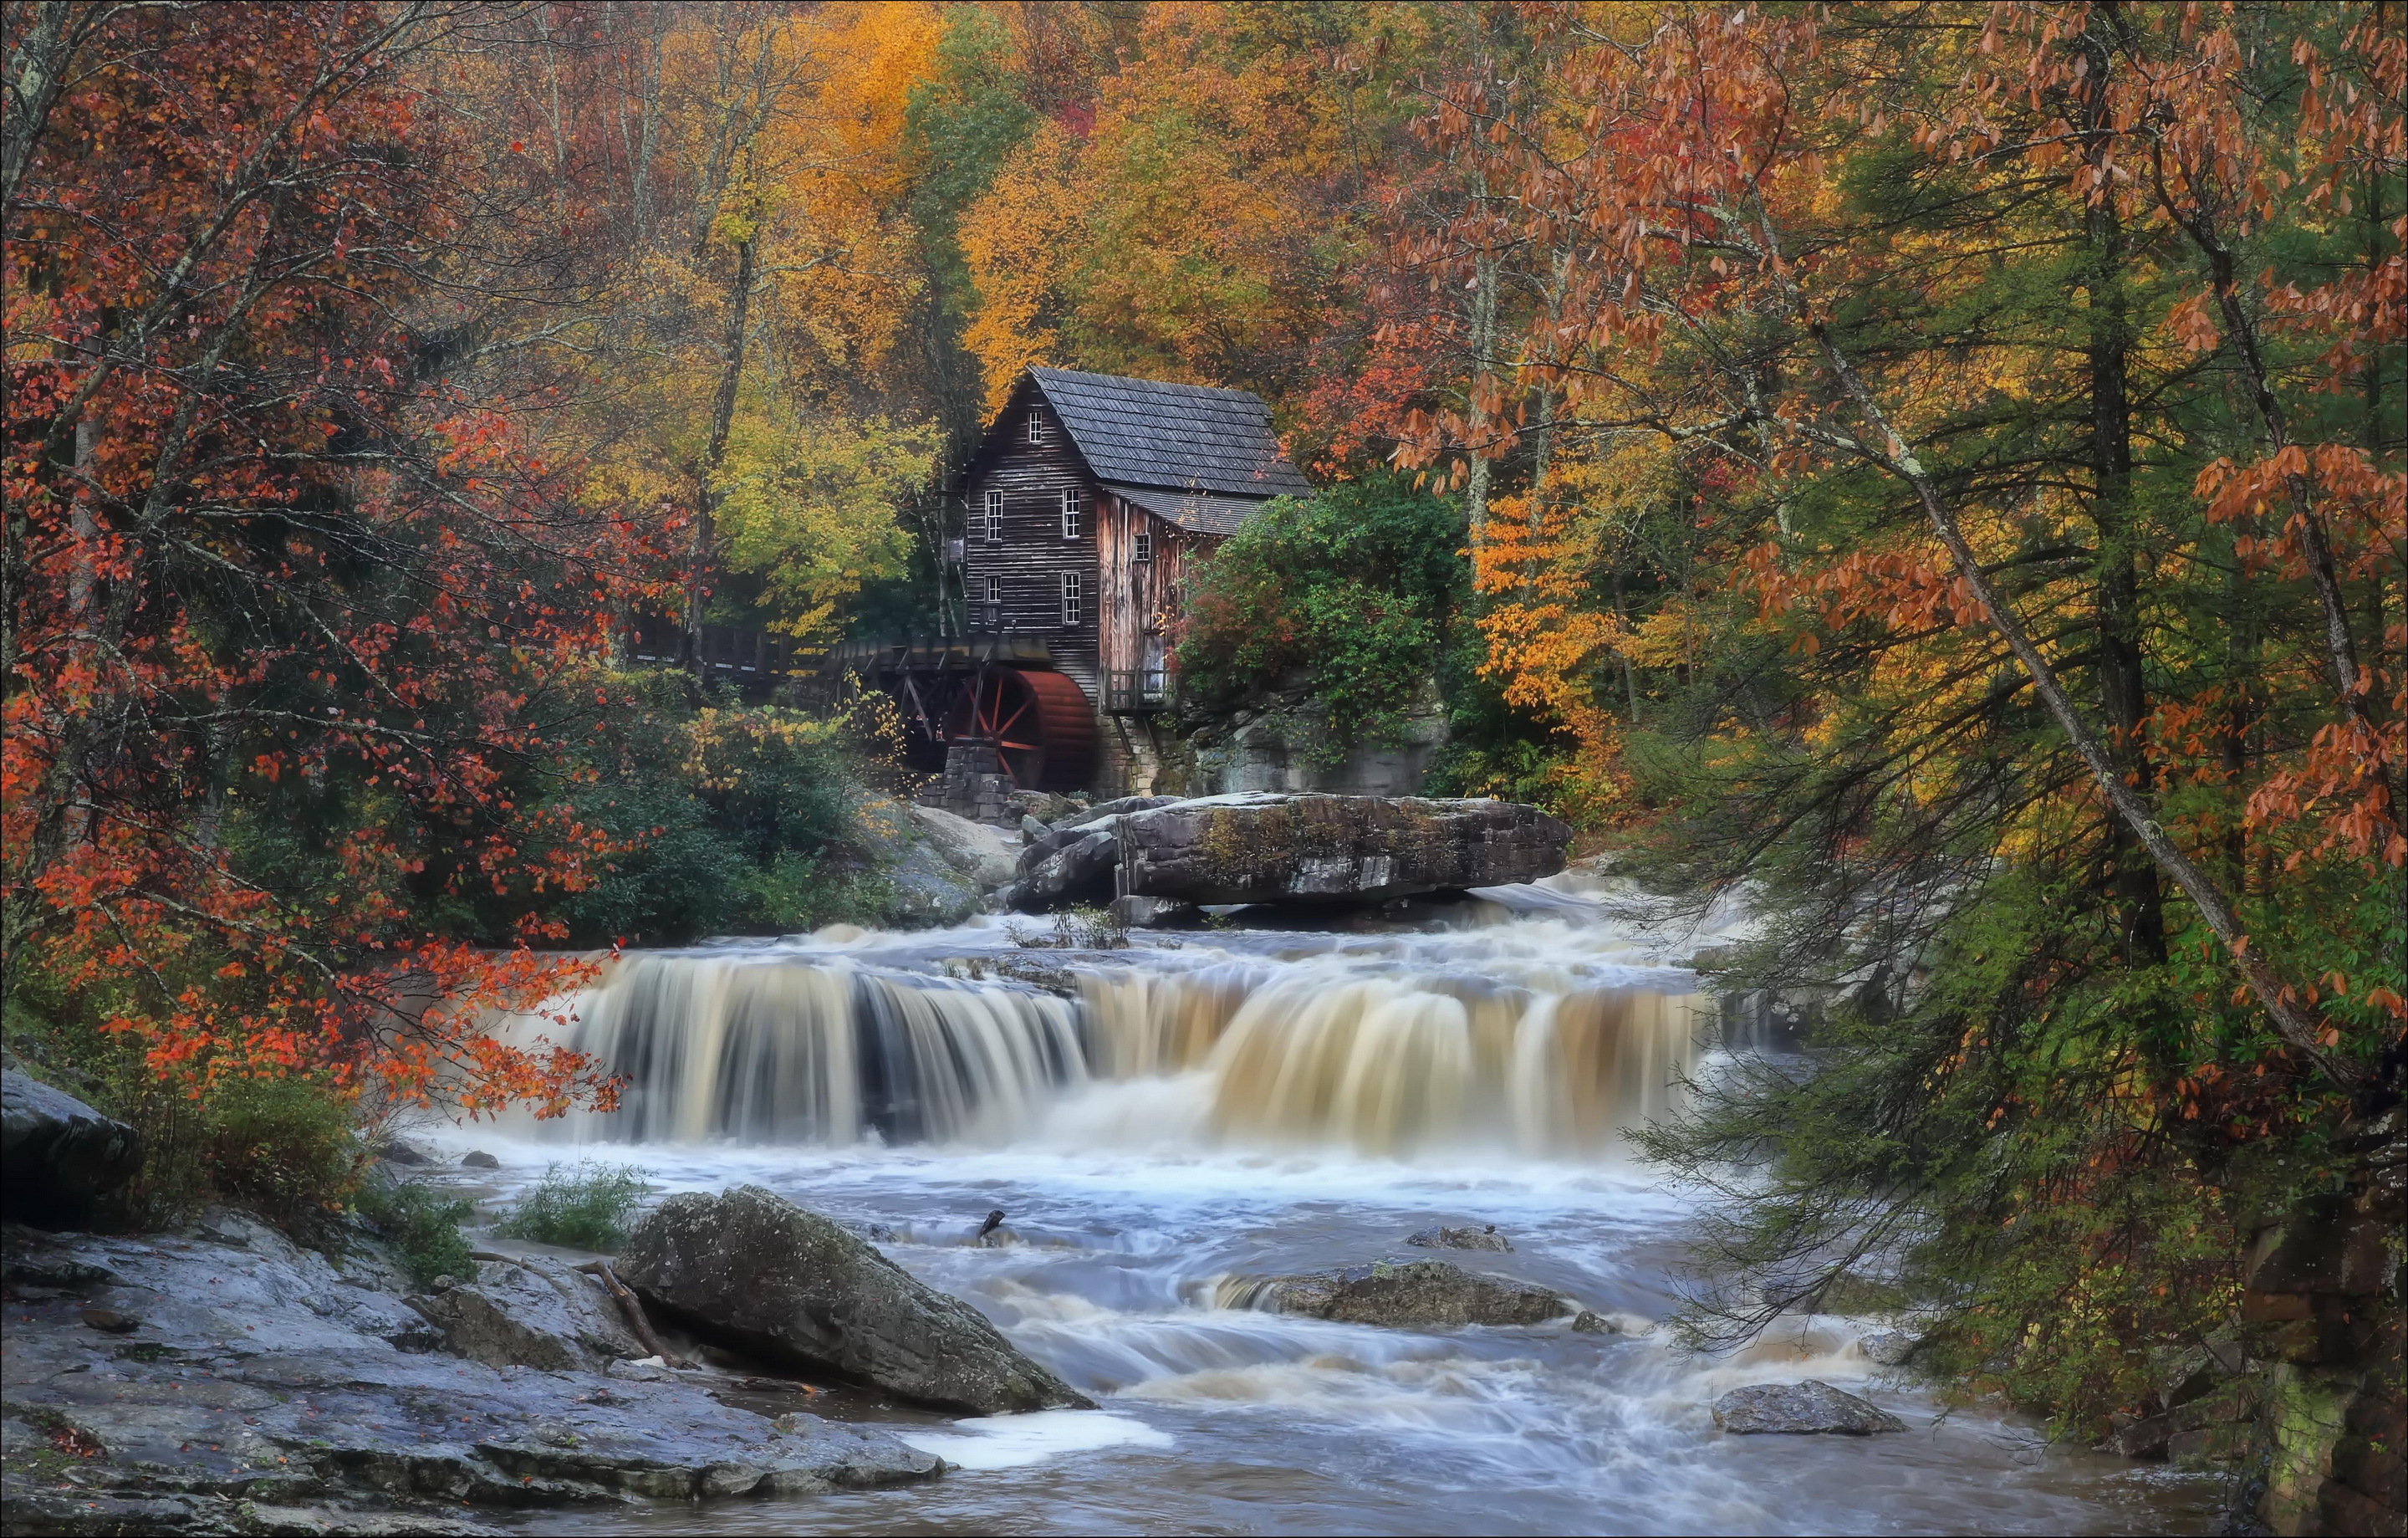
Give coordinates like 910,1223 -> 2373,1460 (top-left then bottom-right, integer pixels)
832,367 -> 1311,810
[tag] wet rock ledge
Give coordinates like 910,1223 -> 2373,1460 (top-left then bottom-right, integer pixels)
0,1214 -> 942,1536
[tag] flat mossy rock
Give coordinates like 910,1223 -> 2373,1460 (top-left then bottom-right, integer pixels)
1120,794 -> 1573,905
617,1185 -> 1091,1414
1712,1379 -> 1906,1434
1227,1259 -> 1569,1329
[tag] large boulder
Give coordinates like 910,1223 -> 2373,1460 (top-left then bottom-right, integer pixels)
908,805 -> 1017,891
411,1255 -> 644,1372
616,1185 -> 1092,1414
1712,1380 -> 1905,1434
1222,1259 -> 1569,1329
858,797 -> 981,925
1120,794 -> 1572,905
2,1070 -> 143,1229
999,828 -> 1120,912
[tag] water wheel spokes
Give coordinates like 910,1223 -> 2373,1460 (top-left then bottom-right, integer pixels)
941,666 -> 1095,793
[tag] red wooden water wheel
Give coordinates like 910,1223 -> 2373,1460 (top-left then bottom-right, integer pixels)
946,667 -> 1094,792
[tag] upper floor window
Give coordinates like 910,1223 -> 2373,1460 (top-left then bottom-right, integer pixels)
1060,488 -> 1084,539
1131,525 -> 1153,564
1026,411 -> 1047,445
982,488 -> 1003,543
1060,570 -> 1083,626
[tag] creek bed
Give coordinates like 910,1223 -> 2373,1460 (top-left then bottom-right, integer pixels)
466,917 -> 2225,1536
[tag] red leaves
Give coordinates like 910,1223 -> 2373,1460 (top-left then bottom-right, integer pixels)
3,3 -> 661,1122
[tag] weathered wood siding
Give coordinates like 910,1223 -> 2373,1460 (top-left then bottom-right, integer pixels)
1098,493 -> 1211,688
960,396 -> 1101,698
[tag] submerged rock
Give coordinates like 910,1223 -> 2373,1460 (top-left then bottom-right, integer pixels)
0,1224 -> 941,1535
617,1185 -> 1092,1414
1712,1380 -> 1906,1435
410,1255 -> 644,1372
1120,794 -> 1573,905
1569,1311 -> 1622,1335
1224,1259 -> 1569,1329
2,1070 -> 144,1229
1406,1224 -> 1512,1252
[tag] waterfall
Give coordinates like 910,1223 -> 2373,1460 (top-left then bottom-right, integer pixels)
505,922 -> 1700,1156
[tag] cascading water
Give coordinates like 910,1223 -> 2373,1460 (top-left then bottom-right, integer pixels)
502,919 -> 1701,1156
476,902 -> 2217,1537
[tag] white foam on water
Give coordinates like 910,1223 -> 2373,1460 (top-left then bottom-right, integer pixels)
891,1409 -> 1173,1471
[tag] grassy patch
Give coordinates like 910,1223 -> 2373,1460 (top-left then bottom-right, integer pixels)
354,1176 -> 477,1289
494,1161 -> 651,1251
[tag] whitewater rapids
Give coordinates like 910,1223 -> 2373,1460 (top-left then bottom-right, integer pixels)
456,911 -> 2217,1535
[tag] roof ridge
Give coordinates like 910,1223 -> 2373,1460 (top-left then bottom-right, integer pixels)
1028,365 -> 1263,401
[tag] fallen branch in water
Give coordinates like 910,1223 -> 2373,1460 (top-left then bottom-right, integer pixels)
576,1259 -> 687,1367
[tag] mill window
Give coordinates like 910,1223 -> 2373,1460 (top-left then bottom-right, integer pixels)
1027,411 -> 1047,445
1061,488 -> 1084,539
1132,525 -> 1153,564
982,488 -> 1002,543
1060,570 -> 1083,626
983,575 -> 1002,629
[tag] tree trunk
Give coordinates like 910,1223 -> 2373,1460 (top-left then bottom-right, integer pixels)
688,230 -> 756,681
2079,41 -> 2167,966
1809,319 -> 2352,1087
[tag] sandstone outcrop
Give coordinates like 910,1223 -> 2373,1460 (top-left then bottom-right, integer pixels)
1119,794 -> 1573,905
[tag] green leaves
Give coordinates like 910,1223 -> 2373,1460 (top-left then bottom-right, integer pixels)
707,408 -> 937,644
1176,473 -> 1463,759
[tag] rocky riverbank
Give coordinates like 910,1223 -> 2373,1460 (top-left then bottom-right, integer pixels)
0,1214 -> 945,1535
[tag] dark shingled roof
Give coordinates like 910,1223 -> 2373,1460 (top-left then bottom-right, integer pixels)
1099,483 -> 1273,538
1028,367 -> 1312,501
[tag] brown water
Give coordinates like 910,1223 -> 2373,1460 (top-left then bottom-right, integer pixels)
468,912 -> 2226,1536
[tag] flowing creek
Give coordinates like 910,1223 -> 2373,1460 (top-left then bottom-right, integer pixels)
457,909 -> 2221,1535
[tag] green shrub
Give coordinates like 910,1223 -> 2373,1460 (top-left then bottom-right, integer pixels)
203,1075 -> 368,1234
494,1161 -> 651,1252
354,1175 -> 476,1289
1176,473 -> 1463,758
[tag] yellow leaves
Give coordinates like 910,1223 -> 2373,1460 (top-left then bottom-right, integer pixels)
958,120 -> 1091,413
709,405 -> 938,645
1621,600 -> 1720,670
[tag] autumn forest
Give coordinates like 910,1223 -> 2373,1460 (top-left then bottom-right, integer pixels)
3,2 -> 2402,1530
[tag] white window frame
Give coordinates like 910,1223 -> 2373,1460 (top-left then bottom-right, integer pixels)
984,575 -> 1002,628
1026,411 -> 1046,444
1059,570 -> 1083,626
982,488 -> 1003,543
1131,524 -> 1153,564
1060,488 -> 1084,539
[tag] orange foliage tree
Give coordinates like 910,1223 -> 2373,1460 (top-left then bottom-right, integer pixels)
3,3 -> 676,1117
